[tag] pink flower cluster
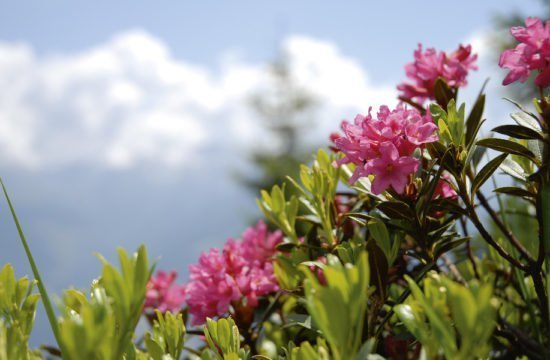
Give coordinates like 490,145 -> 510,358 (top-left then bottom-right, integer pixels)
333,104 -> 438,195
398,44 -> 477,103
185,220 -> 282,325
144,270 -> 187,313
499,17 -> 550,87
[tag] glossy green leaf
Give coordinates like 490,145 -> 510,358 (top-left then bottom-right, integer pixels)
500,157 -> 528,181
367,218 -> 391,260
203,317 -> 248,360
493,186 -> 536,199
471,153 -> 508,196
465,93 -> 485,147
510,110 -> 541,131
476,138 -> 538,164
302,253 -> 370,360
492,124 -> 543,140
433,77 -> 453,107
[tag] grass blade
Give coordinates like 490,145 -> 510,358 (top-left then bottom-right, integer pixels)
0,178 -> 64,355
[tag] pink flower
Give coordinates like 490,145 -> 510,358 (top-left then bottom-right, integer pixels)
398,44 -> 477,103
367,142 -> 418,194
144,270 -> 187,313
431,172 -> 458,218
433,172 -> 457,201
499,17 -> 550,87
333,104 -> 437,193
186,248 -> 241,325
185,221 -> 282,325
239,220 -> 282,264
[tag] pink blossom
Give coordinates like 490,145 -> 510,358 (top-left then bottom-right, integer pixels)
144,270 -> 187,313
367,142 -> 418,194
239,220 -> 282,263
398,44 -> 477,102
185,221 -> 282,325
499,17 -> 550,87
431,172 -> 458,218
433,172 -> 457,201
333,104 -> 437,193
186,248 -> 241,325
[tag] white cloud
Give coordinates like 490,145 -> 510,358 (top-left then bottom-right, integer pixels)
0,30 -> 396,170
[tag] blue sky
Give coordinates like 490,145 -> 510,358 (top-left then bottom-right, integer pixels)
1,1 -> 543,82
0,0 -> 545,345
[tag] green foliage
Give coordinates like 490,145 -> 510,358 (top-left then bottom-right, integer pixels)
58,245 -> 153,360
431,99 -> 466,146
202,317 -> 249,360
366,218 -> 399,265
144,310 -> 186,360
288,149 -> 341,243
98,246 -> 153,357
273,246 -> 309,291
58,287 -> 117,359
302,253 -> 370,360
477,138 -> 539,166
258,184 -> 299,242
0,264 -> 41,360
395,272 -> 498,359
282,339 -> 330,360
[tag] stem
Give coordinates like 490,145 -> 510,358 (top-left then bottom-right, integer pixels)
476,190 -> 535,263
457,180 -> 529,271
0,179 -> 66,356
441,253 -> 465,283
466,165 -> 535,263
532,270 -> 549,330
460,216 -> 481,279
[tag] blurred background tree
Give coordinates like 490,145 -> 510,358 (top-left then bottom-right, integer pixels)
237,54 -> 320,234
242,56 -> 318,193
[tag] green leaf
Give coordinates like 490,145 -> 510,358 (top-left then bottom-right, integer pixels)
403,275 -> 456,357
433,77 -> 453,108
433,237 -> 469,258
510,110 -> 541,130
203,317 -> 248,360
367,240 -> 388,302
500,157 -> 528,181
302,253 -> 370,360
145,311 -> 186,360
493,186 -> 536,199
476,138 -> 538,164
527,139 -> 544,164
0,264 -> 41,359
376,201 -> 413,220
465,93 -> 485,147
471,153 -> 508,196
492,125 -> 543,140
367,218 -> 391,260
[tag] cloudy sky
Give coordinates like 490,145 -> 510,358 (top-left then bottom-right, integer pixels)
0,0 -> 545,344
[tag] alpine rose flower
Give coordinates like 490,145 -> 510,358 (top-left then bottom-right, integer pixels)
333,104 -> 438,194
398,44 -> 477,103
144,270 -> 187,313
433,172 -> 458,201
185,220 -> 282,325
499,17 -> 550,87
368,142 -> 419,194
